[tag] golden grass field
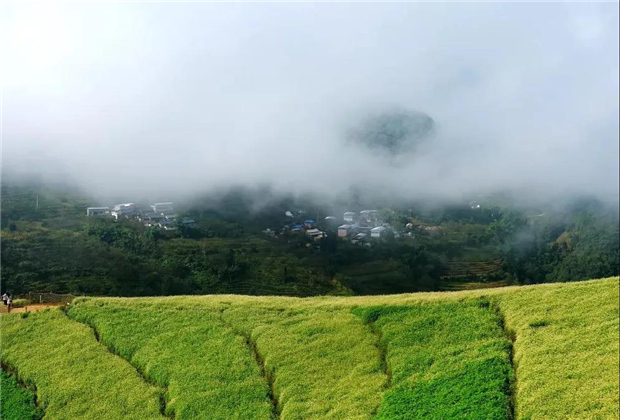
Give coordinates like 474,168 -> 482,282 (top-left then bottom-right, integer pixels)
1,277 -> 618,419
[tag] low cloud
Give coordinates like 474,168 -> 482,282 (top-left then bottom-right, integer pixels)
2,2 -> 618,205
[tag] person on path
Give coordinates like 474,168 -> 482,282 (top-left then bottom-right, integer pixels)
2,293 -> 7,306
6,296 -> 12,313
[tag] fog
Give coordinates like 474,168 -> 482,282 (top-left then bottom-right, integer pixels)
2,2 -> 618,205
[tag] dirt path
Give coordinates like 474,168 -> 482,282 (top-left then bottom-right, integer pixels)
0,303 -> 68,314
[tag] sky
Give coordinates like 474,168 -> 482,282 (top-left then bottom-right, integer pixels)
2,2 -> 619,204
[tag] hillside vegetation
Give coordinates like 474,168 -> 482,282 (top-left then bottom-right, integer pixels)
1,277 -> 618,419
2,183 -> 618,298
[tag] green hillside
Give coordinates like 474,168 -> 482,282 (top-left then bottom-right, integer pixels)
3,183 -> 618,299
1,277 -> 618,419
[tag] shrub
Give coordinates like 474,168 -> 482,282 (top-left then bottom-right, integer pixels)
11,299 -> 30,308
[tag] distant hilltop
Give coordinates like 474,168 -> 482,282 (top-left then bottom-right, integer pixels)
350,108 -> 435,155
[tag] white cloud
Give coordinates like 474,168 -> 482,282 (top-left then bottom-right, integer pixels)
2,2 -> 618,203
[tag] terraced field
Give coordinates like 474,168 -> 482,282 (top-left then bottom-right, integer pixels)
1,277 -> 618,419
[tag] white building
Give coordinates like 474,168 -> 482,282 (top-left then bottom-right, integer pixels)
370,226 -> 387,238
138,212 -> 164,222
151,202 -> 174,214
343,212 -> 356,222
306,228 -> 323,237
86,207 -> 110,217
360,210 -> 379,223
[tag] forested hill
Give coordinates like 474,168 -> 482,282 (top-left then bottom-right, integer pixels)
1,182 -> 618,297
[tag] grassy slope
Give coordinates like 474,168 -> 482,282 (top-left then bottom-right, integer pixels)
66,301 -> 273,420
0,310 -> 164,420
0,370 -> 42,420
353,301 -> 513,420
220,305 -> 386,419
1,277 -> 617,420
496,278 -> 619,420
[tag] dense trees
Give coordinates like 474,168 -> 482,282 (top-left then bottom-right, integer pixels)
501,210 -> 619,284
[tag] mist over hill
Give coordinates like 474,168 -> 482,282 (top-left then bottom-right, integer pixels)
349,109 -> 435,156
2,2 -> 618,204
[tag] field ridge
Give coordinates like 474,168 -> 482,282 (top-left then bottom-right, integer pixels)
61,308 -> 173,418
219,306 -> 280,419
489,299 -> 517,420
358,312 -> 392,392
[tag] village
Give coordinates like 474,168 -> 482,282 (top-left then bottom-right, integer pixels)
86,202 -> 196,230
87,201 -> 448,250
273,209 -> 429,248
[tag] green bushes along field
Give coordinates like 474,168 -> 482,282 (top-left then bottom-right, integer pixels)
1,277 -> 618,419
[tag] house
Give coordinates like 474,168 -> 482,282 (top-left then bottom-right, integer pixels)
157,218 -> 177,230
164,214 -> 178,223
338,224 -> 352,237
343,212 -> 356,222
111,203 -> 135,219
290,224 -> 304,232
405,222 -> 414,230
339,223 -> 361,237
139,213 -> 164,223
370,226 -> 387,238
306,229 -> 325,241
351,232 -> 367,244
356,226 -> 372,234
151,202 -> 174,214
360,210 -> 379,223
180,218 -> 197,227
304,220 -> 316,229
86,207 -> 110,217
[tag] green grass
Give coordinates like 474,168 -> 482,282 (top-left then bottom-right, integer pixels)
495,278 -> 619,419
66,300 -> 274,419
353,301 -> 513,419
0,370 -> 42,420
67,298 -> 387,419
0,309 -> 164,420
219,304 -> 386,419
1,277 -> 618,420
